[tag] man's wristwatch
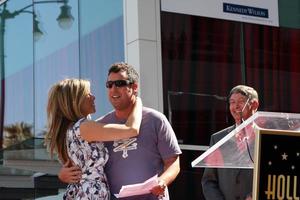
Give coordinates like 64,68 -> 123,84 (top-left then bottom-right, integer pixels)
159,180 -> 167,190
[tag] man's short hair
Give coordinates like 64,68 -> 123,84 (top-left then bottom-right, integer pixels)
228,85 -> 259,101
108,62 -> 139,83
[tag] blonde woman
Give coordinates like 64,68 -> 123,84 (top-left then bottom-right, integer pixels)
45,78 -> 142,200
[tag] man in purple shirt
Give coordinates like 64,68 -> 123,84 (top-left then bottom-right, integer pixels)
59,62 -> 182,200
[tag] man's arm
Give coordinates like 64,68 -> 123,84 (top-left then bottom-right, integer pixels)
58,160 -> 82,183
151,155 -> 180,196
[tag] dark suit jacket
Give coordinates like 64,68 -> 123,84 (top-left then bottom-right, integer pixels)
201,125 -> 253,200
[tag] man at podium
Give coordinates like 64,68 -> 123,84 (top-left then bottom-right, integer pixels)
201,85 -> 260,200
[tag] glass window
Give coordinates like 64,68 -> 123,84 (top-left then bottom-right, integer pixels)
1,0 -> 125,148
1,0 -> 34,148
79,0 -> 124,118
0,0 -> 125,198
34,0 -> 79,137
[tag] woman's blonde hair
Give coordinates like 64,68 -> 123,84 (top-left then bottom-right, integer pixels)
45,78 -> 90,163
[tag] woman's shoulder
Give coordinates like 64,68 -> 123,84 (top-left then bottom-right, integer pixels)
67,118 -> 91,141
73,118 -> 87,128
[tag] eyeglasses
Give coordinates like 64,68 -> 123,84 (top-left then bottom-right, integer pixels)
106,79 -> 133,89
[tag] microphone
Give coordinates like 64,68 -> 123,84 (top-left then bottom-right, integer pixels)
239,96 -> 251,123
237,96 -> 254,163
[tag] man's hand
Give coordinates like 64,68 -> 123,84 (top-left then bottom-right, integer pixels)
58,160 -> 82,183
245,195 -> 252,200
150,179 -> 167,197
150,156 -> 180,197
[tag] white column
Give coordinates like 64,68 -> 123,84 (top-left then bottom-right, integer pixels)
124,0 -> 163,112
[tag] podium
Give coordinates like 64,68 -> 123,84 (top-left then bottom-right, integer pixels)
191,111 -> 300,199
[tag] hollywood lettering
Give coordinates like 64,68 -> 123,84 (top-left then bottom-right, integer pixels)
265,174 -> 299,200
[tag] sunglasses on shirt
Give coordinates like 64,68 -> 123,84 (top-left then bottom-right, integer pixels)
106,79 -> 133,88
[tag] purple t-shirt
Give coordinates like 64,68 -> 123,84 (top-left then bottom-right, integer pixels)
97,107 -> 182,200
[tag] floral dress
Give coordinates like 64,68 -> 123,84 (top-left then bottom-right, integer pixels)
64,118 -> 110,200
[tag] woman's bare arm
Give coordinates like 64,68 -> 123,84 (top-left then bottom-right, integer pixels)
80,97 -> 142,142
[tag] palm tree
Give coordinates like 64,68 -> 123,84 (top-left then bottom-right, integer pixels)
3,122 -> 33,148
